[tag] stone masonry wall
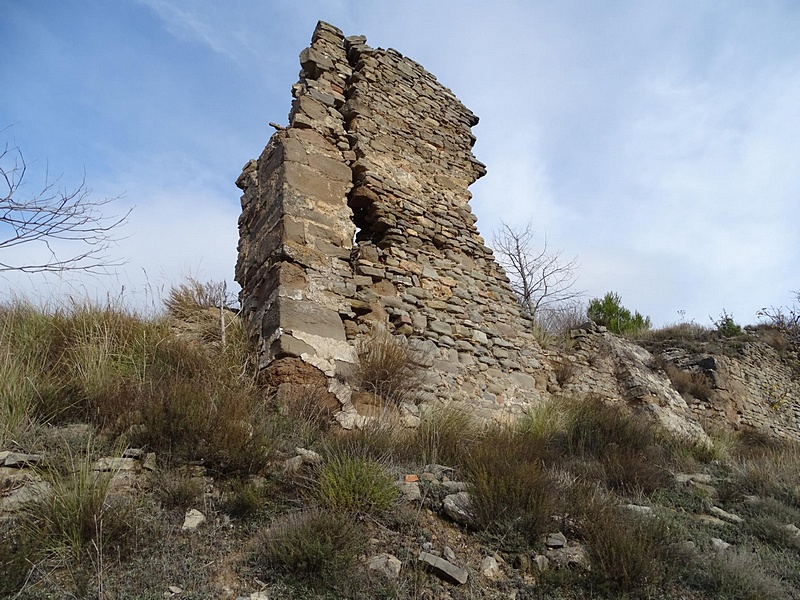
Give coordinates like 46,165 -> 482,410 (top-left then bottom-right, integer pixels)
665,341 -> 800,440
236,21 -> 552,425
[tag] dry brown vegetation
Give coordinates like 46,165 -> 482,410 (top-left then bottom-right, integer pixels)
3,287 -> 800,599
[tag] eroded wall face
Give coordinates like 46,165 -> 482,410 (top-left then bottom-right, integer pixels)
236,21 -> 548,418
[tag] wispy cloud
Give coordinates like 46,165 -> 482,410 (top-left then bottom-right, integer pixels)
136,0 -> 250,60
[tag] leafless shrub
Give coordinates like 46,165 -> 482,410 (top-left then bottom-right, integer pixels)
552,359 -> 576,386
536,301 -> 587,337
0,135 -> 129,273
492,221 -> 583,319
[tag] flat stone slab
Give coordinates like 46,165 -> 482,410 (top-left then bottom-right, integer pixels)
3,452 -> 42,467
710,506 -> 744,524
181,509 -> 206,531
418,551 -> 468,585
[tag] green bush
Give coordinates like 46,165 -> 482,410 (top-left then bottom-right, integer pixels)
312,450 -> 398,513
587,292 -> 651,335
712,310 -> 744,338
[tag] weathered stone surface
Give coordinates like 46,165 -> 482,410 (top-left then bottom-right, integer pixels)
711,537 -> 732,553
395,481 -> 422,502
234,20 -> 796,446
181,509 -> 206,531
3,452 -> 42,467
418,551 -> 469,585
443,491 -> 473,524
93,457 -> 139,472
367,553 -> 402,579
710,506 -> 744,524
236,20 -> 547,429
481,555 -> 502,579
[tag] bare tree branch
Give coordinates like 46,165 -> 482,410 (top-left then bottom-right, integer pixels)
492,220 -> 583,319
0,139 -> 130,273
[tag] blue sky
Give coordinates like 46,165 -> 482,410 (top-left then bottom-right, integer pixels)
1,1 -> 798,325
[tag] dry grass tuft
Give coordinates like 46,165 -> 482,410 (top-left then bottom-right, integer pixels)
254,509 -> 367,587
354,327 -> 429,406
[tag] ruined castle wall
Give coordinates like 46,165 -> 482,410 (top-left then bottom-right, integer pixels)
668,343 -> 800,440
236,22 -> 549,420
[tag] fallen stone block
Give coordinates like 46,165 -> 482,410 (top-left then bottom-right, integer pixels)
418,551 -> 468,585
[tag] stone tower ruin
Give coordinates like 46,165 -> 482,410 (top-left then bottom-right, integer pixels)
235,21 -> 547,424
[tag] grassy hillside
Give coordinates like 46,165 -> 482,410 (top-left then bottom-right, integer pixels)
2,283 -> 800,599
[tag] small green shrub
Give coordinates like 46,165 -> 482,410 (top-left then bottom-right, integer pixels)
712,310 -> 744,338
312,450 -> 398,513
254,509 -> 367,587
587,292 -> 651,335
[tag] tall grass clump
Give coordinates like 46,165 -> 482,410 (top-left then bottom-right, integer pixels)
26,452 -> 137,559
725,437 -> 800,507
0,301 -> 61,445
408,403 -> 482,466
560,396 -> 672,495
165,277 -> 254,376
579,491 -> 673,595
465,424 -> 558,550
354,326 -> 429,406
6,443 -> 144,597
0,280 -> 271,476
561,396 -> 659,457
